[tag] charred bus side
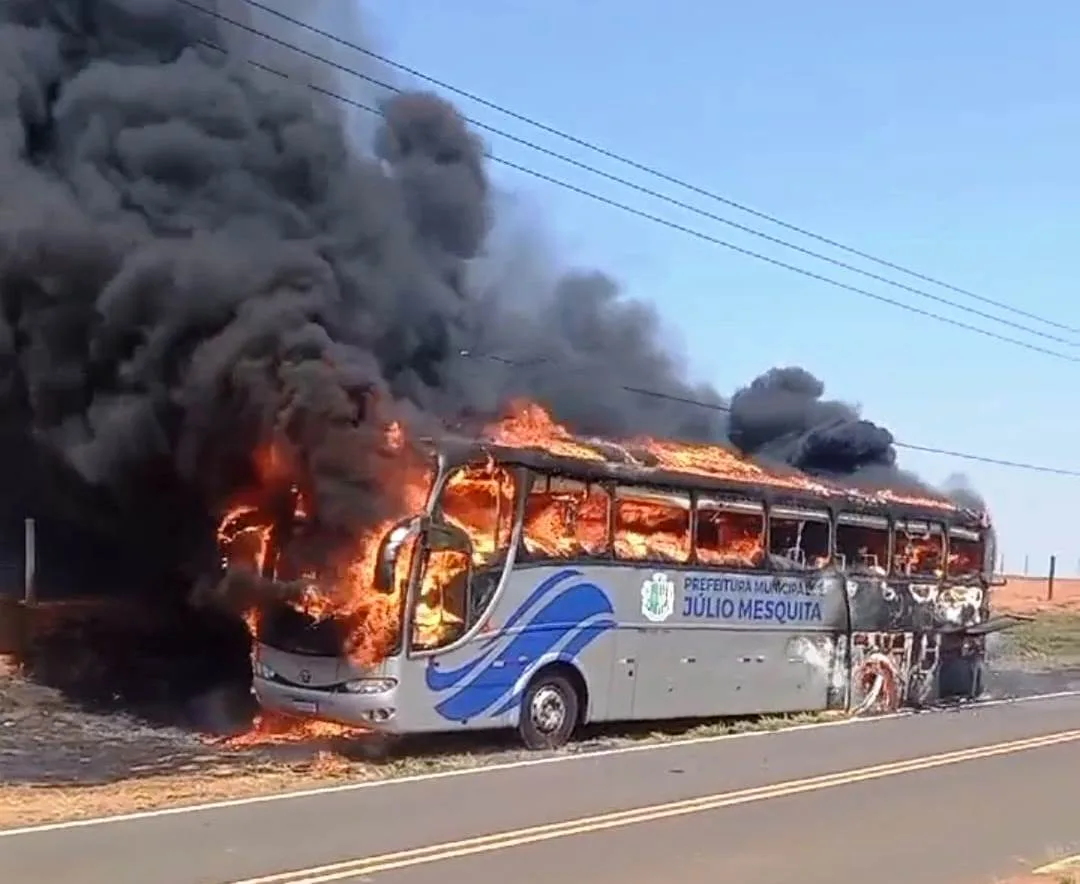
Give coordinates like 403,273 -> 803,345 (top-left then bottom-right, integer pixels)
252,435 -> 1005,747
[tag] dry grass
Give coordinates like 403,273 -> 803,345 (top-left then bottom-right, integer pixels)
1,753 -> 376,829
1005,613 -> 1080,666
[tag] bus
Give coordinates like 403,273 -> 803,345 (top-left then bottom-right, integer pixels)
250,431 -> 1010,749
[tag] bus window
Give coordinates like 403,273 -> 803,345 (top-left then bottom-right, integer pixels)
948,527 -> 984,579
437,462 -> 516,566
522,475 -> 610,560
613,487 -> 691,563
768,506 -> 830,569
892,520 -> 945,577
834,513 -> 889,574
696,498 -> 765,568
412,524 -> 471,652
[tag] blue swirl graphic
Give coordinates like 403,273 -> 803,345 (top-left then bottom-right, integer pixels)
425,569 -> 616,723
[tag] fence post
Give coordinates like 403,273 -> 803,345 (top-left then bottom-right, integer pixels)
23,517 -> 36,605
1047,554 -> 1056,602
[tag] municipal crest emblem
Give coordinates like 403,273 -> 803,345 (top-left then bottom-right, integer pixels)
640,572 -> 675,623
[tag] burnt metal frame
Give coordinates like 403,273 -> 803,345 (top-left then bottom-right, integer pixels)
430,437 -> 986,581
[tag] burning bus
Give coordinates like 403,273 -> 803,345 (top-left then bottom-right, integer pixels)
220,402 -> 1009,750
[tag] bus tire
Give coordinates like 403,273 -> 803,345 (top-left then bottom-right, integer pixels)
518,670 -> 580,751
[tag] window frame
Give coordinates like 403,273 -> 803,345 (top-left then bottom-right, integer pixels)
947,524 -> 984,579
693,494 -> 767,570
890,517 -> 947,578
611,483 -> 693,565
834,511 -> 891,573
433,461 -> 518,568
518,471 -> 614,561
766,504 -> 833,569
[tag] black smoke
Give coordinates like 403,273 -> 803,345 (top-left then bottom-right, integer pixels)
726,366 -> 985,508
0,1 -> 984,724
453,269 -> 729,441
726,366 -> 912,485
0,0 -> 494,590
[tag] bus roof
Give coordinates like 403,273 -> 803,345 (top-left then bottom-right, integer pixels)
432,433 -> 988,529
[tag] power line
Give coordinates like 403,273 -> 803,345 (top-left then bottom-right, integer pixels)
182,14 -> 1080,478
458,352 -> 1080,477
183,1 -> 1080,366
236,0 -> 1080,343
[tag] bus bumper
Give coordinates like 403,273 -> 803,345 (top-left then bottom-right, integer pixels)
253,676 -> 402,732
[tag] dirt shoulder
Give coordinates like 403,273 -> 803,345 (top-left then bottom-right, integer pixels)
993,576 -> 1080,616
0,651 -> 835,830
0,657 -> 504,828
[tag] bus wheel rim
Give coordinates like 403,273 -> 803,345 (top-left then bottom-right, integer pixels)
530,686 -> 566,733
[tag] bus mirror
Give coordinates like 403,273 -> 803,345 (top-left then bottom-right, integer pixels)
374,517 -> 422,593
988,574 -> 1008,587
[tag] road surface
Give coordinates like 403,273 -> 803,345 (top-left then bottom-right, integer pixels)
2,693 -> 1079,884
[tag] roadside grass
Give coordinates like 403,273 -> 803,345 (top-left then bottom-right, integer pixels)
1003,612 -> 1080,667
0,708 -> 841,829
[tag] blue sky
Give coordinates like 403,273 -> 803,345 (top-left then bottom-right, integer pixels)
333,1 -> 1080,574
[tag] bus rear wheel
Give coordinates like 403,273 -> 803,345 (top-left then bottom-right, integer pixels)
518,671 -> 580,750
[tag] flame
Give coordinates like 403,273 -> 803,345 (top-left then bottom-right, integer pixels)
216,432 -> 442,673
220,710 -> 367,748
216,400 -> 974,742
894,531 -> 947,578
483,401 -> 606,461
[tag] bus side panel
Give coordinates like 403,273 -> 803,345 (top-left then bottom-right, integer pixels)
400,564 -> 854,732
627,627 -> 841,720
401,565 -> 620,733
609,566 -> 849,721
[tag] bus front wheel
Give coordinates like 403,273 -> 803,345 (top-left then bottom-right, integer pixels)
518,670 -> 580,750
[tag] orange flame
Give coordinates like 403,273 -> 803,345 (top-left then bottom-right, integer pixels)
220,710 -> 367,748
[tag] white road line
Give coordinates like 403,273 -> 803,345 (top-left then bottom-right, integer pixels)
1,689 -> 1077,839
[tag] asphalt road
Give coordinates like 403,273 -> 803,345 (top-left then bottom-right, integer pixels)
3,693 -> 1080,884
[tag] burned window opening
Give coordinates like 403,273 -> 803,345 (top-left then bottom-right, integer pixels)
436,462 -> 516,567
835,513 -> 889,575
520,474 -> 610,561
695,498 -> 765,569
948,527 -> 984,579
613,486 -> 691,564
411,543 -> 470,652
892,520 -> 945,578
768,507 -> 830,570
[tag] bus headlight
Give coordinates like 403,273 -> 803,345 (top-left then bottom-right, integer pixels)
252,661 -> 277,681
343,678 -> 398,694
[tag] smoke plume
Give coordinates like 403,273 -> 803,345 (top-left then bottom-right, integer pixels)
0,0 -> 982,611
727,366 -> 923,488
